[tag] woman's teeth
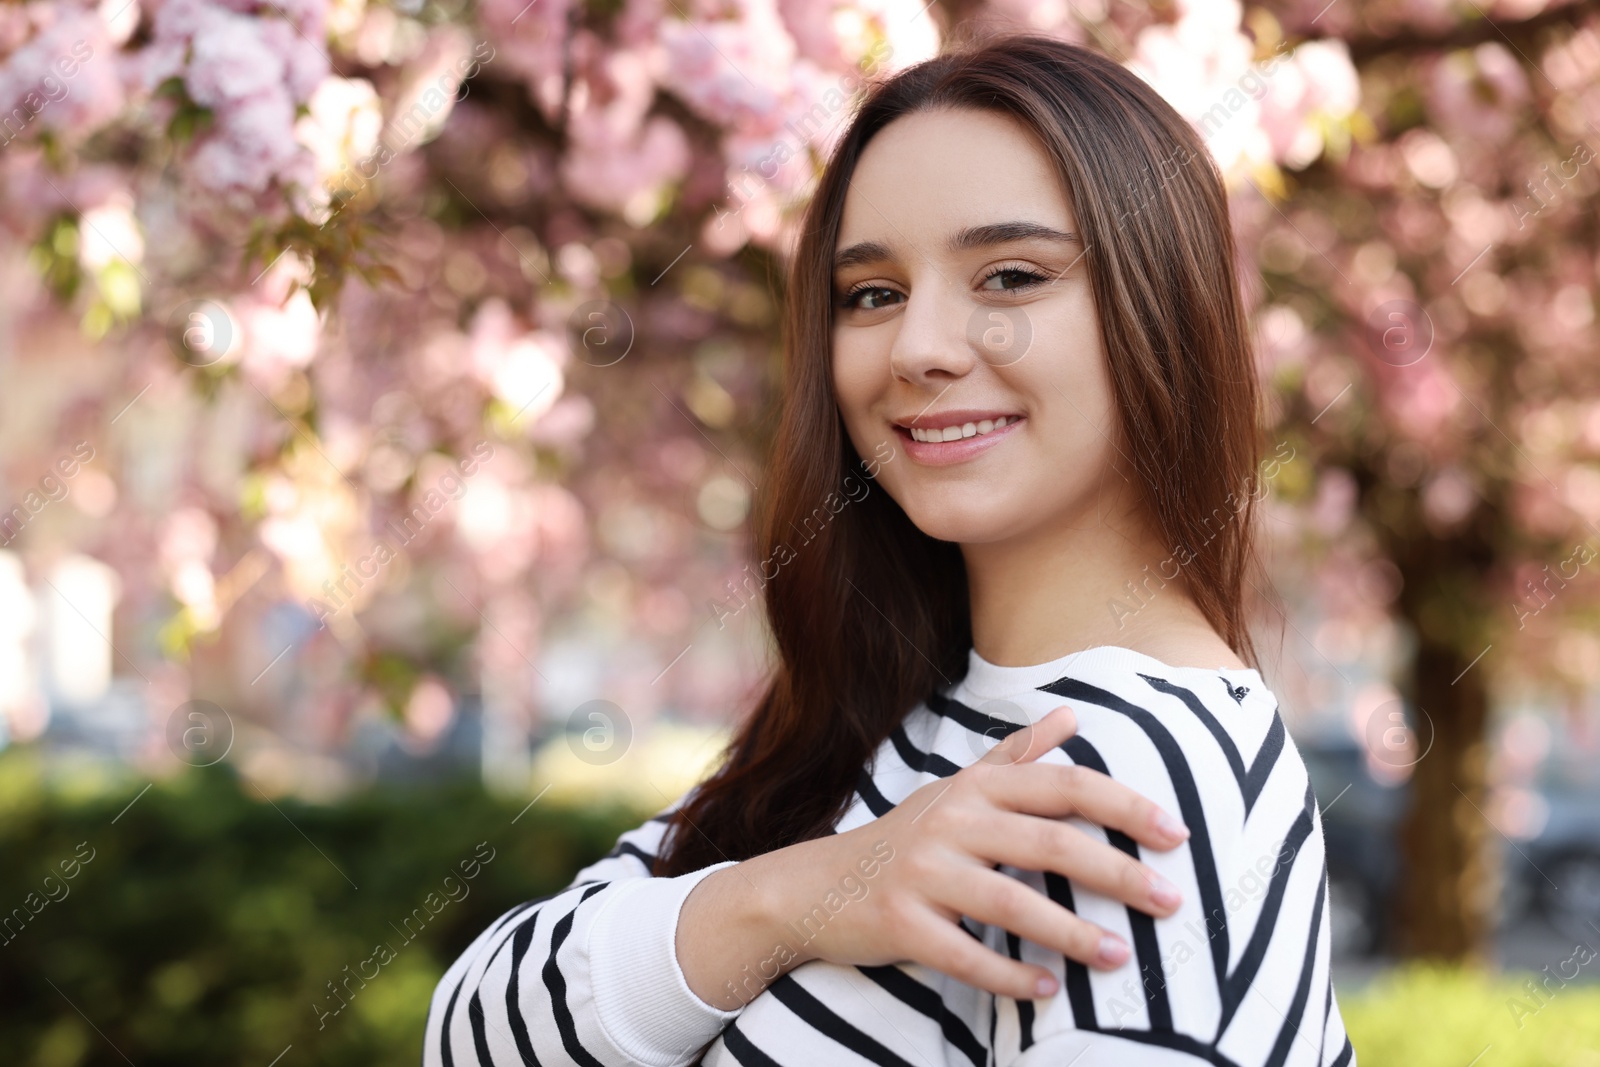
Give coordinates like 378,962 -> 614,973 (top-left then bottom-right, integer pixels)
908,416 -> 1016,443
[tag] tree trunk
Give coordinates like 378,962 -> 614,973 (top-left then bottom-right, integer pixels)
1393,629 -> 1496,961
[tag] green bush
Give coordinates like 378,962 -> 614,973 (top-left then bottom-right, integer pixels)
0,747 -> 644,1067
1342,961 -> 1600,1067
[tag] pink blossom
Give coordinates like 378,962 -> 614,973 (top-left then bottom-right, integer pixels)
151,0 -> 216,43
1544,23 -> 1600,91
1309,467 -> 1358,535
188,85 -> 302,194
77,194 -> 144,270
776,0 -> 931,71
659,6 -> 795,133
527,483 -> 589,570
477,0 -> 572,124
467,299 -> 568,419
143,1 -> 332,206
258,17 -> 331,103
1421,467 -> 1478,530
229,90 -> 304,165
0,153 -> 130,236
612,0 -> 664,50
0,6 -> 34,54
1380,356 -> 1461,439
125,37 -> 187,94
527,395 -> 597,448
1255,304 -> 1310,375
557,39 -> 690,215
159,506 -> 220,570
1251,40 -> 1359,169
1292,40 -> 1360,117
294,75 -> 382,185
561,111 -> 691,216
265,0 -> 324,38
237,283 -> 322,382
0,9 -> 124,142
185,10 -> 286,107
1426,45 -> 1528,145
778,0 -> 854,67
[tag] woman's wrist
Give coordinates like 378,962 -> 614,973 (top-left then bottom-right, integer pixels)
677,851 -> 808,1010
739,842 -> 825,968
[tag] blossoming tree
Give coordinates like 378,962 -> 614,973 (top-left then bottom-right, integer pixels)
2,0 -> 1596,964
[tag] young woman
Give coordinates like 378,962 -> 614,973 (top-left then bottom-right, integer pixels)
425,32 -> 1354,1067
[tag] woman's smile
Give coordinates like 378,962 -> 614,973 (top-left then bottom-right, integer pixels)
891,411 -> 1026,466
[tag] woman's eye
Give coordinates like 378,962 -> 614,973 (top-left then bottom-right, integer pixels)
841,286 -> 900,310
981,267 -> 1048,292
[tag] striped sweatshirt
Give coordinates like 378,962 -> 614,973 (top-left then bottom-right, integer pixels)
423,643 -> 1356,1067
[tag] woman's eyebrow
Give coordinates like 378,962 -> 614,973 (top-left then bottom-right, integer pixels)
833,221 -> 1080,272
833,240 -> 894,273
949,221 -> 1080,252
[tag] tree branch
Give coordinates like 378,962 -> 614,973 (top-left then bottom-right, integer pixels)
1332,0 -> 1600,63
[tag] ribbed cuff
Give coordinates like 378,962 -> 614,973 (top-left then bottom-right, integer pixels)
587,860 -> 743,1065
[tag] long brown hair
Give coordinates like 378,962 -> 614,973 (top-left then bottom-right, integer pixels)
655,32 -> 1263,876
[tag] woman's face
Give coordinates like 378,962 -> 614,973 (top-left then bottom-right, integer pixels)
831,107 -> 1134,547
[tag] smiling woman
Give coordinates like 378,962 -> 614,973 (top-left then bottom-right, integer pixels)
425,31 -> 1353,1067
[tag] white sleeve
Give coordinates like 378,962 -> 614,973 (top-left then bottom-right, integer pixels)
422,803 -> 743,1067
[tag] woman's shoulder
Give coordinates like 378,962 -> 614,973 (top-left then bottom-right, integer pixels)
1027,642 -> 1308,832
1018,645 -> 1278,769
1035,638 -> 1278,736
1049,623 -> 1269,718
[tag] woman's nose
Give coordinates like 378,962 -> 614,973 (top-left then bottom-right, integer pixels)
887,285 -> 980,384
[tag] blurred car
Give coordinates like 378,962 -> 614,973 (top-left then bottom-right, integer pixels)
1500,772 -> 1600,941
1301,720 -> 1600,958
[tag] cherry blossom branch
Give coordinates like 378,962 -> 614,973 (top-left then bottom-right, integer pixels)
1333,0 -> 1600,64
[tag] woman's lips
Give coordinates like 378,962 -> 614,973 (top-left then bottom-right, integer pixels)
894,416 -> 1024,466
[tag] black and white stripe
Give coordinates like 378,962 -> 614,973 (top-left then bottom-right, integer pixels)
424,646 -> 1355,1067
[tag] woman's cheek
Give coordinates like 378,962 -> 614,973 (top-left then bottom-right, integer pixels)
831,354 -> 880,445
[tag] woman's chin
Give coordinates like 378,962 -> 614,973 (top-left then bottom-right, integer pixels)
902,507 -> 1018,547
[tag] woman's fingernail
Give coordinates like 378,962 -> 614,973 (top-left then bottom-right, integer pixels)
1035,974 -> 1058,997
1156,812 -> 1190,841
1097,936 -> 1130,967
1149,874 -> 1181,909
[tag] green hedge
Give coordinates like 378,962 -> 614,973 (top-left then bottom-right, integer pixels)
0,748 -> 644,1067
1342,962 -> 1600,1067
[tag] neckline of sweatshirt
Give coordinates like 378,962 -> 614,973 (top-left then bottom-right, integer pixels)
955,642 -> 1265,711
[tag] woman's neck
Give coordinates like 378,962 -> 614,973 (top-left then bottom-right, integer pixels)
959,498 -> 1244,672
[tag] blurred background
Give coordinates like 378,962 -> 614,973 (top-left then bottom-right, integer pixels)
1,0 -> 1598,1063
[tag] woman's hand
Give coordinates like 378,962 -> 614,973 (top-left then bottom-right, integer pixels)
677,706 -> 1190,1008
